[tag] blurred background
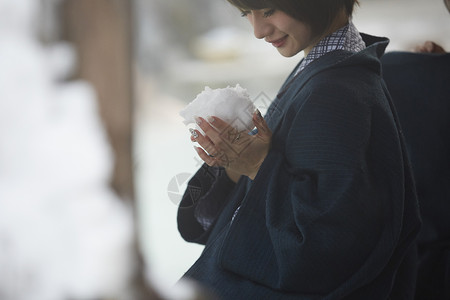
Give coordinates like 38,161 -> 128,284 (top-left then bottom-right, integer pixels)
0,0 -> 449,299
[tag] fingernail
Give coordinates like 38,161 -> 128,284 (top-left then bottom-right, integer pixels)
256,109 -> 263,121
189,128 -> 199,139
207,116 -> 215,123
194,116 -> 202,125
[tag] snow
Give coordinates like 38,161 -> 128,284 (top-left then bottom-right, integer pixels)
179,84 -> 256,132
0,0 -> 134,299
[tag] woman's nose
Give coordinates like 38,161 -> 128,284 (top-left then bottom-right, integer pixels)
249,15 -> 272,39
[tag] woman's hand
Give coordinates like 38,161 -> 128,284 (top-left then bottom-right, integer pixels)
414,41 -> 446,54
190,110 -> 272,181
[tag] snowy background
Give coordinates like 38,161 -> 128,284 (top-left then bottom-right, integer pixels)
0,0 -> 134,299
134,0 -> 450,291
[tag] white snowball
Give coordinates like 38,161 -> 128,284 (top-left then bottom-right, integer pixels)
179,84 -> 256,132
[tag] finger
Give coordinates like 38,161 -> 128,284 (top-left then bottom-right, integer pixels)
205,116 -> 230,133
253,110 -> 272,141
195,116 -> 230,149
425,41 -> 435,53
195,116 -> 219,137
207,116 -> 253,147
190,128 -> 221,157
426,41 -> 446,54
194,146 -> 218,167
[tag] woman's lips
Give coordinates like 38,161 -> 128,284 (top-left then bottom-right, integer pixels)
269,36 -> 288,48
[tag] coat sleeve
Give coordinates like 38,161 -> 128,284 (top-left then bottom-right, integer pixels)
177,164 -> 236,244
218,90 -> 417,295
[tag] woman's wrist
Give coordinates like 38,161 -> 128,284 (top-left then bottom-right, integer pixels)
247,150 -> 269,180
225,169 -> 242,183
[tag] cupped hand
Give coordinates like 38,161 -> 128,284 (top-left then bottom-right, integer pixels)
190,110 -> 272,180
413,41 -> 446,54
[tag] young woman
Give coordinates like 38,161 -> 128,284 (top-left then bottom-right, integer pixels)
177,0 -> 421,298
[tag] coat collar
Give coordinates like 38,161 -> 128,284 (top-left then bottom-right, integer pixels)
264,34 -> 389,131
280,34 -> 389,97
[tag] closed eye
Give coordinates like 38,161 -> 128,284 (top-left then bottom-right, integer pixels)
240,10 -> 250,17
240,8 -> 275,18
263,8 -> 276,18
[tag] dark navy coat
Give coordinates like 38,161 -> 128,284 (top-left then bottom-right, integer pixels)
382,51 -> 450,300
178,35 -> 421,299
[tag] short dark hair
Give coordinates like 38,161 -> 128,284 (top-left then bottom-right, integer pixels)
226,0 -> 359,37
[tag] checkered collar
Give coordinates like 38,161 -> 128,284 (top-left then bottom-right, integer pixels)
295,21 -> 366,76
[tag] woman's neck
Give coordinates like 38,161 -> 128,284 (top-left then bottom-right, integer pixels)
304,9 -> 349,57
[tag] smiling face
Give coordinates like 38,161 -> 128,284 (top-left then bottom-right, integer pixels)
242,9 -> 314,57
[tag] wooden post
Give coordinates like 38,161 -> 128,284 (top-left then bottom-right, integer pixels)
60,1 -> 161,298
61,0 -> 134,201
